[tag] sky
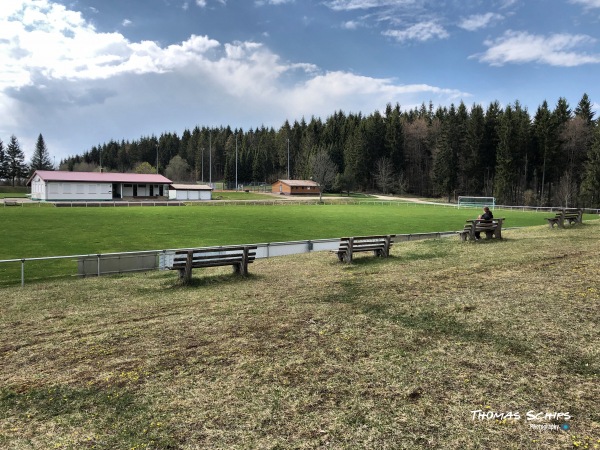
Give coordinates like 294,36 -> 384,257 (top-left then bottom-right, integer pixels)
1,0 -> 600,164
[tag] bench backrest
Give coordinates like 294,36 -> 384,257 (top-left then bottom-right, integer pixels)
172,245 -> 257,265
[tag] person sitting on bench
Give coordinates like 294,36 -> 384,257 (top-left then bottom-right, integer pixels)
475,206 -> 493,240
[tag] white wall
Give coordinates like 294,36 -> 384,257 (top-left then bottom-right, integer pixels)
169,189 -> 211,200
44,182 -> 112,201
31,180 -> 111,201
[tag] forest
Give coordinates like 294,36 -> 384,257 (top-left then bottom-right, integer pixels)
52,93 -> 600,207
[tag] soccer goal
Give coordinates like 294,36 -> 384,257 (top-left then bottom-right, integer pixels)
457,196 -> 496,210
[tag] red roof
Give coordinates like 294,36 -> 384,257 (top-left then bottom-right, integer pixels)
28,170 -> 172,185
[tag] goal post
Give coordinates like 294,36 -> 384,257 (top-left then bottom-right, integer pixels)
457,196 -> 496,210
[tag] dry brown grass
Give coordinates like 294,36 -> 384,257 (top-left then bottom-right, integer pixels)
1,222 -> 599,449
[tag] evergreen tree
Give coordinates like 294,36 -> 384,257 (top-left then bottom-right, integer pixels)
433,104 -> 464,202
574,93 -> 595,125
0,139 -> 7,181
6,135 -> 29,186
461,104 -> 485,194
580,124 -> 600,207
29,133 -> 54,173
532,101 -> 554,204
384,103 -> 405,175
494,105 -> 517,204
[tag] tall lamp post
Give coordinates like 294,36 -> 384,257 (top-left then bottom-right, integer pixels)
156,143 -> 159,174
287,138 -> 290,179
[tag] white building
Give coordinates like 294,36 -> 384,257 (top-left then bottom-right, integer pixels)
28,171 -> 172,201
168,184 -> 213,201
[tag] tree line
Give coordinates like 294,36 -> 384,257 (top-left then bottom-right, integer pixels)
0,134 -> 54,187
8,93 -> 600,207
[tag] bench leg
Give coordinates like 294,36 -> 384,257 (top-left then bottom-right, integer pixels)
183,251 -> 193,284
342,238 -> 353,263
484,230 -> 493,239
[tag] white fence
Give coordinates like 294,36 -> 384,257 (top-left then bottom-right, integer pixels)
0,232 -> 459,287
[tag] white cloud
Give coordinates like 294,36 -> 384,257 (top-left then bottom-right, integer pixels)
122,19 -> 132,27
324,0 -> 414,11
472,30 -> 600,66
458,12 -> 503,31
0,0 -> 468,160
570,0 -> 600,8
342,20 -> 361,30
196,0 -> 207,7
383,21 -> 449,42
255,0 -> 294,5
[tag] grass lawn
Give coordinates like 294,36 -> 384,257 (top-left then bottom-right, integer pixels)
0,203 -> 594,286
0,193 -> 27,199
0,223 -> 598,449
0,203 -> 567,260
211,191 -> 273,201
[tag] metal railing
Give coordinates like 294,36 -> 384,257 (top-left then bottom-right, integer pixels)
0,231 -> 459,287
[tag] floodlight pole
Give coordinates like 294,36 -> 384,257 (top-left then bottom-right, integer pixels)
201,147 -> 204,183
235,135 -> 238,191
209,132 -> 212,186
156,143 -> 159,174
287,138 -> 290,179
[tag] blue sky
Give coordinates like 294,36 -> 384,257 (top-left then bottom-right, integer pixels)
1,0 -> 600,164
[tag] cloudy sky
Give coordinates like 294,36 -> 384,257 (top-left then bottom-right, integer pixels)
2,0 -> 600,163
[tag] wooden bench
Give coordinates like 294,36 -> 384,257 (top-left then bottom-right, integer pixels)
169,245 -> 257,283
335,235 -> 395,263
545,209 -> 583,228
458,218 -> 505,241
3,200 -> 18,206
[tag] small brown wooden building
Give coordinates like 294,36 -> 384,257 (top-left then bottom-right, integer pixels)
272,179 -> 320,195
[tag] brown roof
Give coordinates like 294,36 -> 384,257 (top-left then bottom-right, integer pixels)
275,179 -> 320,187
170,184 -> 213,190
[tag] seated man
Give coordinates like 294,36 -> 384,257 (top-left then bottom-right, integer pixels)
475,206 -> 493,240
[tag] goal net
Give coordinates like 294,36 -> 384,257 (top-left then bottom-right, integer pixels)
457,196 -> 496,209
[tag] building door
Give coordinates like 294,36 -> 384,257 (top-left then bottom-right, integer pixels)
133,185 -> 138,197
112,183 -> 120,199
150,185 -> 154,196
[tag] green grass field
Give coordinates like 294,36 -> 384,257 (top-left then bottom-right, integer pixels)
0,203 -> 564,259
1,223 -> 598,449
1,202 -> 595,286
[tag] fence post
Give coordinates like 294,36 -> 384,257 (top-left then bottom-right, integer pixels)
21,259 -> 25,287
97,254 -> 101,277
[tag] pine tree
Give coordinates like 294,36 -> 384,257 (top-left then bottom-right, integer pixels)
29,133 -> 54,173
574,93 -> 595,125
580,125 -> 600,207
6,135 -> 29,186
0,139 -> 7,181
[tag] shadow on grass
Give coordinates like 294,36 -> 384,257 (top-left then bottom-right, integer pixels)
389,311 -> 535,358
0,385 -> 178,448
167,272 -> 265,289
559,353 -> 598,377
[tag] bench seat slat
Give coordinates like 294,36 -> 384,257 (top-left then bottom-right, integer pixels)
335,235 -> 395,263
169,245 -> 257,282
